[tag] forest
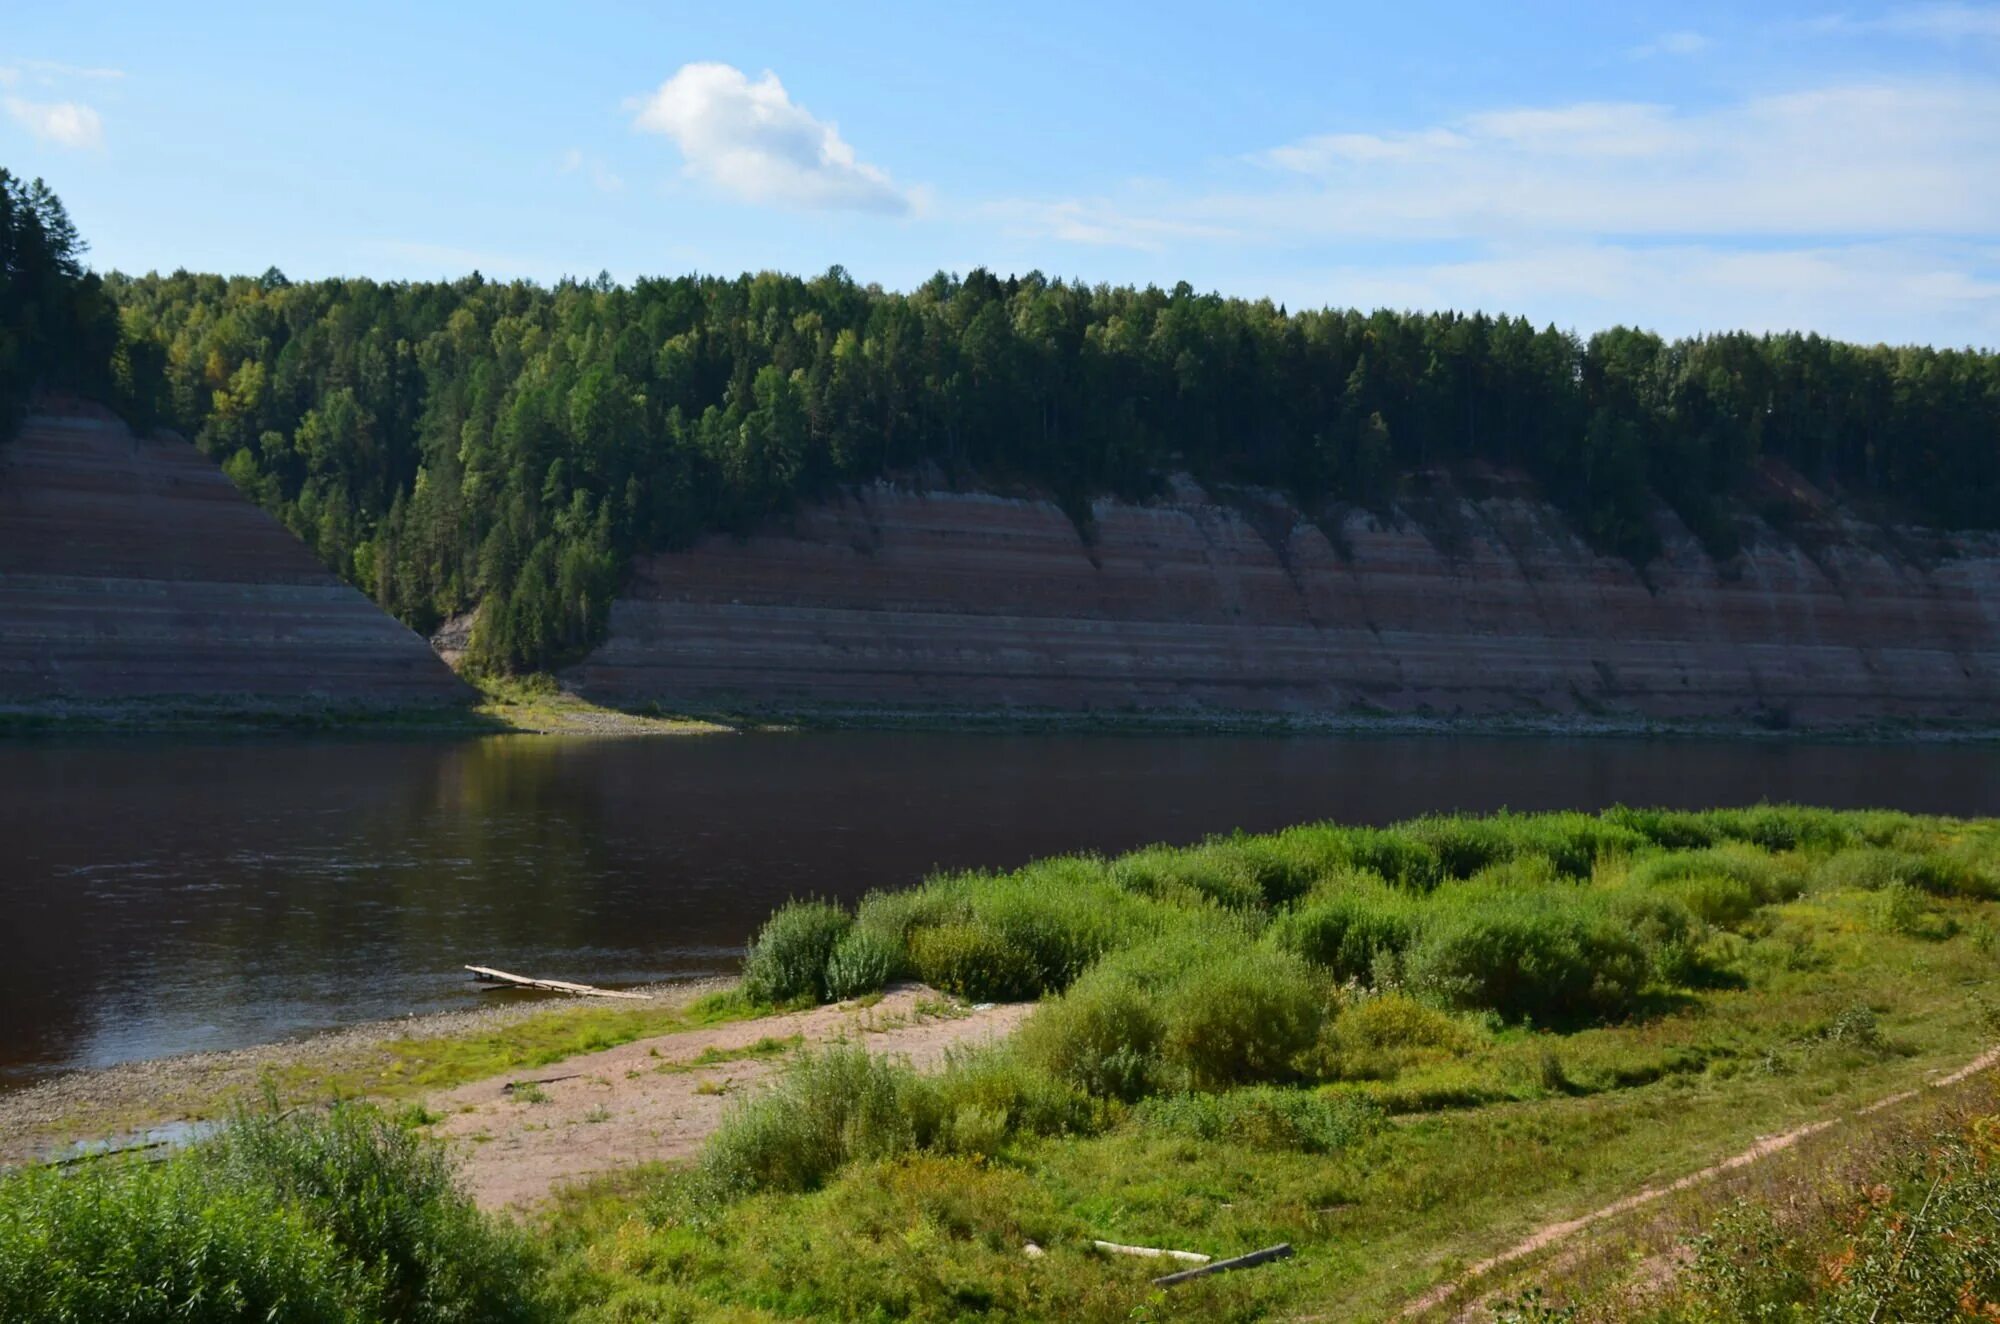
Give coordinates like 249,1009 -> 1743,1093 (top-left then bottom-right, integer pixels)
8,176 -> 2000,674
0,170 -> 119,433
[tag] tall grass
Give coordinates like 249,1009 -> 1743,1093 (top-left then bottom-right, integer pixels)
697,806 -> 2000,1211
0,1103 -> 544,1324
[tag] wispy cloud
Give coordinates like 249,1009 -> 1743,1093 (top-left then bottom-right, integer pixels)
1300,241 -> 1999,344
20,59 -> 125,81
988,78 -> 2000,343
559,148 -> 625,195
629,62 -> 912,214
1212,81 -> 2000,240
5,95 -> 103,149
982,198 -> 1239,251
1810,4 -> 2000,38
1630,30 -> 1713,57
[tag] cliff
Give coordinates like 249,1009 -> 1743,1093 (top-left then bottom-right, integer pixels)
0,408 -> 470,715
567,472 -> 2000,730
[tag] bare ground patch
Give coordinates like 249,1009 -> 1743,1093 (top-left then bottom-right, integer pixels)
427,985 -> 1033,1210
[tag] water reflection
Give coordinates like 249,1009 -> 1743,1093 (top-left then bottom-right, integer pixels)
3,731 -> 1997,1086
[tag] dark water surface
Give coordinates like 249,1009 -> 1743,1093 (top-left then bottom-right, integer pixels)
4,731 -> 1999,1088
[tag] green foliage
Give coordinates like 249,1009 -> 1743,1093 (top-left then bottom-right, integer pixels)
0,1159 -> 358,1323
1136,1087 -> 1381,1153
1015,972 -> 1162,1101
688,1047 -> 920,1202
0,1104 -> 544,1324
87,255 -> 2000,673
1156,943 -> 1327,1089
0,172 -> 122,432
1268,872 -> 1421,980
740,899 -> 851,1005
208,1104 -> 543,1323
1399,882 -> 1655,1023
823,925 -> 901,1000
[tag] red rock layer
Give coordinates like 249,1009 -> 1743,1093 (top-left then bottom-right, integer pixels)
0,410 -> 469,707
570,477 -> 2000,727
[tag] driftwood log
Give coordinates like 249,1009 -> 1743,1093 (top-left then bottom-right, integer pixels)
464,965 -> 649,999
1092,1240 -> 1211,1264
1151,1243 -> 1295,1287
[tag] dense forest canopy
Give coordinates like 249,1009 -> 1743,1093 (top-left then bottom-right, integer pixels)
0,170 -> 119,432
6,177 -> 2000,674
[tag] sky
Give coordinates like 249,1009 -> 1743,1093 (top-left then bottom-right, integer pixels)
4,1 -> 1998,346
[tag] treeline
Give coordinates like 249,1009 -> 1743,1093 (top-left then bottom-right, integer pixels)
0,171 -> 121,433
11,172 -> 1995,673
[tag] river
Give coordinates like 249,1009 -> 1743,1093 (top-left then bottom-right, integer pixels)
4,731 -> 1998,1088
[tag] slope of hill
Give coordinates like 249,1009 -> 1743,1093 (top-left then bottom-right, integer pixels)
0,406 -> 470,718
567,471 -> 2000,731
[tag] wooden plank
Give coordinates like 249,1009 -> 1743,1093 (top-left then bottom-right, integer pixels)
464,964 -> 650,1000
1092,1240 -> 1211,1264
1151,1243 -> 1294,1287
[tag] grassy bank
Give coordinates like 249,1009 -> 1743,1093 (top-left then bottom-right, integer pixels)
10,807 -> 2000,1320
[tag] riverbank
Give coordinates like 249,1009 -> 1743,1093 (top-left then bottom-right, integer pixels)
15,678 -> 2000,742
0,980 -> 737,1165
10,807 -> 2000,1320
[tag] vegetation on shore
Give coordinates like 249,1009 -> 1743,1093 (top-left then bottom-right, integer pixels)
11,805 -> 2000,1320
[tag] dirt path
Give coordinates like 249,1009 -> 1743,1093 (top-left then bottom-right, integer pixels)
1399,1042 -> 2000,1320
427,986 -> 1033,1210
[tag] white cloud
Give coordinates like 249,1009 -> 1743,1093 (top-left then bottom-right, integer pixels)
1299,241 -> 1999,345
20,60 -> 124,81
559,148 -> 625,195
5,96 -> 103,149
1631,30 -> 1713,57
630,62 -> 911,214
1809,5 -> 2000,38
1205,80 -> 2000,240
1879,4 -> 2000,38
983,198 -> 1240,251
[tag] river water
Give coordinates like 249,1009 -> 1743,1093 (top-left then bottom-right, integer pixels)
4,731 -> 1998,1088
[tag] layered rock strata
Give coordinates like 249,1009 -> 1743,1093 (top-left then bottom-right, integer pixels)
569,475 -> 2000,728
0,409 -> 469,710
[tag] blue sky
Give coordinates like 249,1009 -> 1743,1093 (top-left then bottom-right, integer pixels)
5,1 -> 1998,345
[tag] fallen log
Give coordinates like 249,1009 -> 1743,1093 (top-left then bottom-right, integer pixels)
1151,1243 -> 1294,1287
464,965 -> 649,999
1092,1239 -> 1211,1264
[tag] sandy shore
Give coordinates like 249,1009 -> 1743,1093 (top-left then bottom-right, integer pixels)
0,979 -> 730,1165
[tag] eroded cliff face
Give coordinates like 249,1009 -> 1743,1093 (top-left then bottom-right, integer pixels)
0,409 -> 469,711
567,472 -> 2000,729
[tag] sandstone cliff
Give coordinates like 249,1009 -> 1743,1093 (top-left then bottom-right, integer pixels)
0,408 -> 469,714
567,473 -> 2000,730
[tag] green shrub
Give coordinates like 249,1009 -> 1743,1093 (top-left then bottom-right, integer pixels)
1111,843 -> 1262,908
741,900 -> 851,1004
1820,845 -> 1992,898
1137,1087 -> 1381,1152
689,1048 -> 922,1201
908,921 -> 1038,1001
1267,874 -> 1419,981
1403,884 -> 1650,1023
1016,973 -> 1163,1101
1627,843 -> 1799,910
0,1105 -> 542,1324
1334,992 -> 1473,1051
0,1159 -> 357,1324
927,1048 -> 1101,1145
824,927 -> 899,1000
1159,945 -> 1328,1089
210,1104 -> 541,1324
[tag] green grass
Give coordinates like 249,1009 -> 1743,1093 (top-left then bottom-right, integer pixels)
534,806 -> 2000,1320
20,807 -> 2000,1321
264,988 -> 762,1105
0,1102 -> 548,1324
